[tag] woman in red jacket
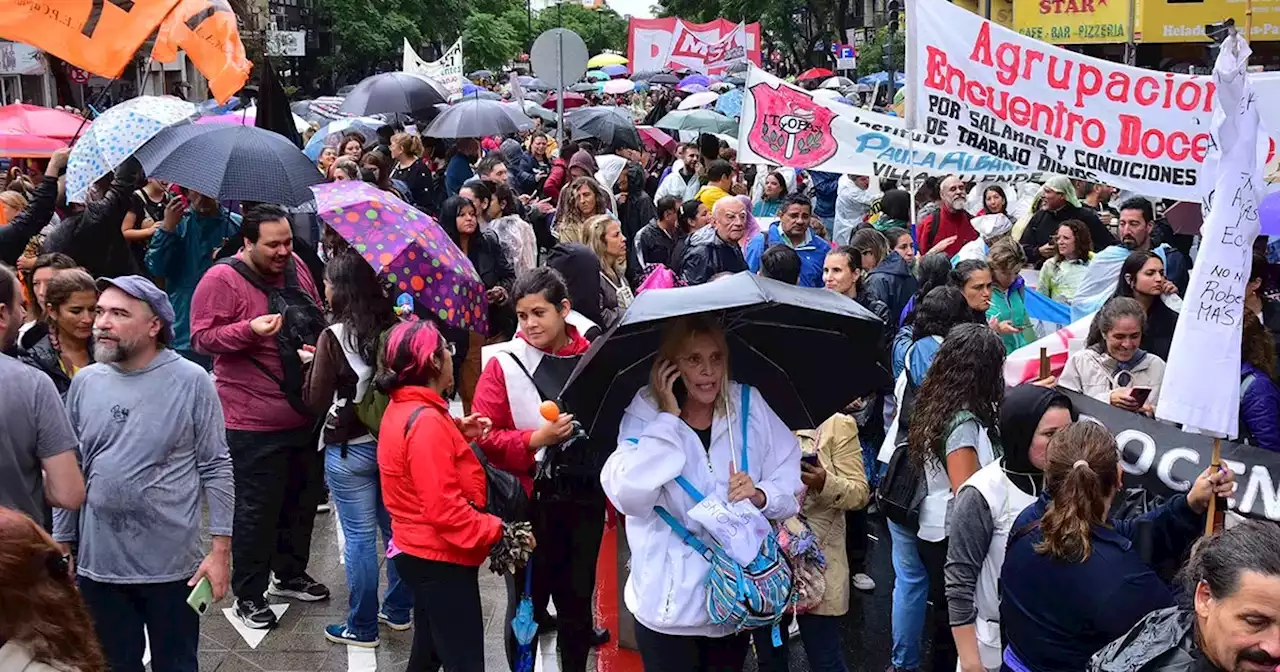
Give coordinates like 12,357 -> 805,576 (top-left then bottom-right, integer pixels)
377,319 -> 526,672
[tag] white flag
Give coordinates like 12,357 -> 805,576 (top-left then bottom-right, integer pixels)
1156,33 -> 1263,438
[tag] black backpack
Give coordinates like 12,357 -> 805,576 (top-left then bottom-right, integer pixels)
219,256 -> 327,416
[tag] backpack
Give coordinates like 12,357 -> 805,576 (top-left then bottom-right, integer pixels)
876,339 -> 931,528
352,329 -> 393,436
650,385 -> 795,641
405,405 -> 529,522
219,256 -> 327,416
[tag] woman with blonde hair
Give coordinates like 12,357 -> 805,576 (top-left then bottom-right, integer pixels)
0,190 -> 27,225
0,506 -> 106,672
999,421 -> 1234,672
602,315 -> 801,669
389,132 -> 431,207
554,176 -> 611,244
583,214 -> 632,328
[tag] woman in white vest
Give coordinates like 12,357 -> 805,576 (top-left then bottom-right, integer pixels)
301,250 -> 412,647
601,315 -> 802,670
472,267 -> 604,672
944,385 -> 1076,672
903,322 -> 1008,672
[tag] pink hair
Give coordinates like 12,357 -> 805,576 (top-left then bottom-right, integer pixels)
381,320 -> 443,389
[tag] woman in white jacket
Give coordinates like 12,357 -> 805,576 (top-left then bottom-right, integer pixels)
1059,296 -> 1166,414
600,316 -> 802,671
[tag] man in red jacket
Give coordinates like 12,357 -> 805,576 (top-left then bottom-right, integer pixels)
472,267 -> 605,672
917,175 -> 977,257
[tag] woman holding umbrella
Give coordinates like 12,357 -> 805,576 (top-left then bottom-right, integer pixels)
601,315 -> 801,668
440,196 -> 516,411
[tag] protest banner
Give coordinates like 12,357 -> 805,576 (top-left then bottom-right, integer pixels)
403,38 -> 465,97
904,0 -> 1276,202
627,17 -> 761,75
698,21 -> 748,73
1156,34 -> 1262,438
0,0 -> 180,80
1066,391 -> 1280,523
151,0 -> 250,104
737,65 -> 1053,183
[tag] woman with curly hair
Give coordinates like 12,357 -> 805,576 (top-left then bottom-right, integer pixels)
1038,219 -> 1092,305
900,323 -> 1007,672
554,177 -> 612,245
0,506 -> 106,672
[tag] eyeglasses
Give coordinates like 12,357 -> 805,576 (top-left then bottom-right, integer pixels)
444,341 -> 457,356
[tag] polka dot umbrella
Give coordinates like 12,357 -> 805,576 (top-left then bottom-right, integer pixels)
310,181 -> 490,335
66,96 -> 196,203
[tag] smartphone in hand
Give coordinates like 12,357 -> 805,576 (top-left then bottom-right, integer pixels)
187,577 -> 214,615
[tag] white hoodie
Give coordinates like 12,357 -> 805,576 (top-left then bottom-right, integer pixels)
601,382 -> 801,637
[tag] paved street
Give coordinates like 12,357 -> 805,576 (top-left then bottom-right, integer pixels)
191,508 -> 907,672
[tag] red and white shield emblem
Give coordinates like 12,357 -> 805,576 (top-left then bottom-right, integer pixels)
746,83 -> 838,169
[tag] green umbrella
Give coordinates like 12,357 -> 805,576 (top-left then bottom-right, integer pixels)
585,70 -> 610,81
654,109 -> 738,136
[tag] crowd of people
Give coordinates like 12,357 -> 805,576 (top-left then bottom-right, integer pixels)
1,82 -> 1280,672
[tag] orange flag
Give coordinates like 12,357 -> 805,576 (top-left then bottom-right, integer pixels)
152,0 -> 251,104
0,0 -> 181,79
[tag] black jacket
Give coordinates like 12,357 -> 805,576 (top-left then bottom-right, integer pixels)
1020,204 -> 1116,266
390,159 -> 433,209
0,175 -> 58,266
43,159 -> 142,279
547,242 -> 605,328
865,252 -> 917,330
675,227 -> 748,286
1089,607 -> 1199,672
17,332 -> 75,397
463,228 -> 516,338
635,222 -> 681,269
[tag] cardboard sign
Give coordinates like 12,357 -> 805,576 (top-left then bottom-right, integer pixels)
152,0 -> 251,104
0,0 -> 181,79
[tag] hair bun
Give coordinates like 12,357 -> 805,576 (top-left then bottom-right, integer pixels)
1072,459 -> 1091,471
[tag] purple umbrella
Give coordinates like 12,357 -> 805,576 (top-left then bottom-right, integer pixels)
679,74 -> 711,89
310,181 -> 490,334
602,64 -> 629,77
1261,192 -> 1280,236
678,83 -> 710,94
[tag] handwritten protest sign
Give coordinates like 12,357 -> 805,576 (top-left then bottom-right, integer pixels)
404,39 -> 465,97
904,0 -> 1275,202
0,0 -> 180,79
1156,33 -> 1261,438
736,66 -> 1052,182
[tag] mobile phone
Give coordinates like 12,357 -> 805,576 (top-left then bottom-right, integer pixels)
672,376 -> 688,407
1130,386 -> 1153,405
801,453 -> 820,467
1038,347 -> 1050,380
187,577 -> 213,616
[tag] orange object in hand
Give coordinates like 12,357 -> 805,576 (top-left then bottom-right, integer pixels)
539,400 -> 560,422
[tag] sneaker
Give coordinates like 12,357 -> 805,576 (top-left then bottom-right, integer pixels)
268,573 -> 331,602
234,598 -> 278,630
325,624 -> 378,648
378,612 -> 411,631
316,501 -> 331,513
853,572 -> 876,592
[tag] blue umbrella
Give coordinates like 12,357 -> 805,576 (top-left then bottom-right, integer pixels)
303,116 -> 383,160
602,64 -> 629,77
678,74 -> 711,89
858,71 -> 907,88
715,88 -> 744,118
512,563 -> 537,672
463,82 -> 482,96
678,82 -> 709,94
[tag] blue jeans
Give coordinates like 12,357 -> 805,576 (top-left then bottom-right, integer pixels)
325,441 -> 412,638
798,614 -> 849,672
888,519 -> 929,670
77,577 -> 198,672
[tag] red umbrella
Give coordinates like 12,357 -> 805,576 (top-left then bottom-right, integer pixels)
0,104 -> 90,158
542,92 -> 589,109
637,125 -> 677,155
797,67 -> 836,81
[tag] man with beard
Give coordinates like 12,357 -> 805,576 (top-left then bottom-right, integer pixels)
190,205 -> 329,630
917,175 -> 979,257
654,144 -> 703,203
54,276 -> 233,672
675,195 -> 750,286
1019,176 -> 1116,267
0,263 -> 84,527
1090,520 -> 1280,672
1082,181 -> 1120,231
745,193 -> 830,288
1115,197 -> 1192,294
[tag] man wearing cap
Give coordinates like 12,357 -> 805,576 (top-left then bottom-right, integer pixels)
1018,176 -> 1116,267
52,275 -> 233,672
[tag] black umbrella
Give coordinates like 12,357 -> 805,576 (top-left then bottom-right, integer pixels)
570,83 -> 599,93
560,273 -> 890,436
469,69 -> 495,79
567,106 -> 642,152
338,72 -> 448,117
648,73 -> 680,86
134,124 -> 324,206
423,98 -> 534,138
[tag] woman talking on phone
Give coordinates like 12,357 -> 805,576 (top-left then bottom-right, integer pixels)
601,315 -> 801,671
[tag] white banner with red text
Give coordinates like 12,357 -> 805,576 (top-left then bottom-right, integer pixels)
905,0 -> 1276,201
627,18 -> 761,75
737,66 -> 1054,183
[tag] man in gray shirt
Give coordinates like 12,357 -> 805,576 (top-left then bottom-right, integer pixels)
53,275 -> 233,672
0,262 -> 84,527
